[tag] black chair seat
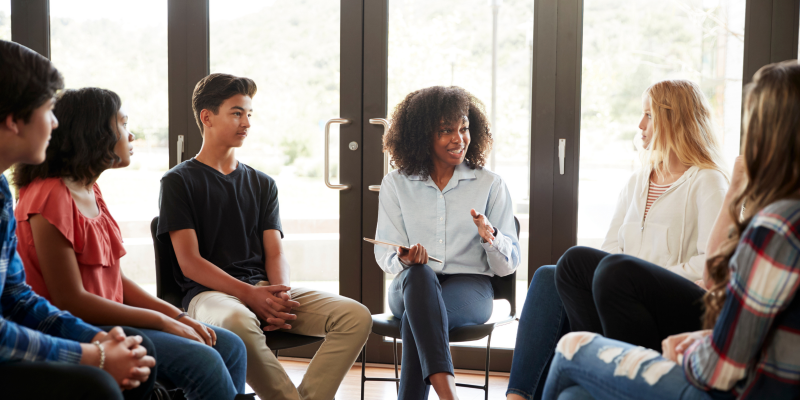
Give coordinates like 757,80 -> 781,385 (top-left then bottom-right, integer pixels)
370,313 -> 402,338
264,331 -> 325,351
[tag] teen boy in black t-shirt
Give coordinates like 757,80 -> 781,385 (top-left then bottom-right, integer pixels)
157,73 -> 371,400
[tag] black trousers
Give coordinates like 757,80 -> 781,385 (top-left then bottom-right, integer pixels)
0,361 -> 121,400
0,326 -> 156,400
554,246 -> 707,350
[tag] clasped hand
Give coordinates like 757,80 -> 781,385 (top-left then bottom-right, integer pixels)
661,329 -> 711,363
92,327 -> 156,390
245,285 -> 301,331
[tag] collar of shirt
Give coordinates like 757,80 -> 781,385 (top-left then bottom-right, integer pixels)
407,162 -> 477,194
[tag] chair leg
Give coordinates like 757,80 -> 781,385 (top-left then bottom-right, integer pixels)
360,343 -> 367,400
484,332 -> 492,400
393,338 -> 399,394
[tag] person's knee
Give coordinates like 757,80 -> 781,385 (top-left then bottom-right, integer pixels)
334,299 -> 373,339
592,254 -> 636,303
215,327 -> 248,359
554,246 -> 592,285
555,331 -> 597,361
403,263 -> 437,284
531,265 -> 556,290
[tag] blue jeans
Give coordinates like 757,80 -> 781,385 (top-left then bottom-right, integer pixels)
389,264 -> 494,400
507,265 -> 571,400
542,333 -> 726,400
138,324 -> 247,400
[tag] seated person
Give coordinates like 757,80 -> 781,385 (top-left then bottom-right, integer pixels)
375,85 -> 520,400
543,60 -> 800,400
0,39 -> 154,400
507,79 -> 729,400
158,73 -> 372,400
13,87 -> 247,400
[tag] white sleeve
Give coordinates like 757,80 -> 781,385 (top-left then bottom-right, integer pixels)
480,179 -> 520,277
374,175 -> 409,275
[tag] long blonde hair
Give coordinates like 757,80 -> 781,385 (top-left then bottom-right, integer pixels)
703,60 -> 800,328
644,80 -> 728,179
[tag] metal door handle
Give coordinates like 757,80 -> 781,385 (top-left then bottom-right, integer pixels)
558,139 -> 566,175
324,118 -> 350,190
177,135 -> 184,164
369,118 -> 391,192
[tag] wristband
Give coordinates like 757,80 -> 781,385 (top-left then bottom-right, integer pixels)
93,341 -> 105,370
175,312 -> 189,320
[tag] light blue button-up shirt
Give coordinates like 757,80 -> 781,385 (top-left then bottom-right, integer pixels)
375,162 -> 520,276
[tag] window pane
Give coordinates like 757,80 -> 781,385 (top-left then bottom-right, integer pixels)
0,1 -> 9,41
387,0 -> 534,349
577,0 -> 745,248
50,0 -> 168,293
210,0 -> 341,295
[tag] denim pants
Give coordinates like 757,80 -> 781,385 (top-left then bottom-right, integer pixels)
507,265 -> 571,400
542,333 -> 724,400
138,323 -> 247,400
389,264 -> 494,400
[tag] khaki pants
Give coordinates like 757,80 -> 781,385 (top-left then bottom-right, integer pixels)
188,282 -> 372,400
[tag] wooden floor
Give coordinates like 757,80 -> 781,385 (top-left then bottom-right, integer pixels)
244,358 -> 510,400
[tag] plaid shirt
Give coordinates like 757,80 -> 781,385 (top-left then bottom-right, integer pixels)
0,175 -> 100,363
684,199 -> 800,399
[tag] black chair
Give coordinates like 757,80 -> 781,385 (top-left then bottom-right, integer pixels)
149,217 -> 325,355
360,216 -> 520,400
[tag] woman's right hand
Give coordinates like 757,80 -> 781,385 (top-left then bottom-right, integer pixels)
161,316 -> 206,344
398,243 -> 428,265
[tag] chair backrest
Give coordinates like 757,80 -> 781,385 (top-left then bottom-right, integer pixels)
150,216 -> 186,310
489,216 -> 520,317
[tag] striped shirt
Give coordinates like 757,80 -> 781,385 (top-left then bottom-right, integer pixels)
684,199 -> 800,399
0,175 -> 100,364
644,181 -> 670,220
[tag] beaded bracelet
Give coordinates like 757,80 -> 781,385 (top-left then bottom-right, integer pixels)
93,341 -> 105,370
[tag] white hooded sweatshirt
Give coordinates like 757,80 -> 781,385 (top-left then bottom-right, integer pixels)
600,166 -> 729,282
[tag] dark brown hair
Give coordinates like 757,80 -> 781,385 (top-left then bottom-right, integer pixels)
192,73 -> 257,136
0,40 -> 64,123
384,86 -> 492,179
703,60 -> 800,328
13,88 -> 122,188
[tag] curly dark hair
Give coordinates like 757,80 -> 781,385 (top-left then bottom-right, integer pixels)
13,88 -> 123,188
0,40 -> 64,123
384,86 -> 492,179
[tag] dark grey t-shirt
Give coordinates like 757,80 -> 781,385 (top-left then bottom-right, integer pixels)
157,158 -> 283,309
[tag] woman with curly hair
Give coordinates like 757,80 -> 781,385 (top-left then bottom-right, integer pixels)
375,86 -> 520,400
13,87 -> 249,400
541,60 -> 800,400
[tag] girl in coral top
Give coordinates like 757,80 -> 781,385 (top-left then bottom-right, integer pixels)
13,87 -> 248,400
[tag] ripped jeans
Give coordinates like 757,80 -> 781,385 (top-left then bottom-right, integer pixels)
542,333 -> 723,400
